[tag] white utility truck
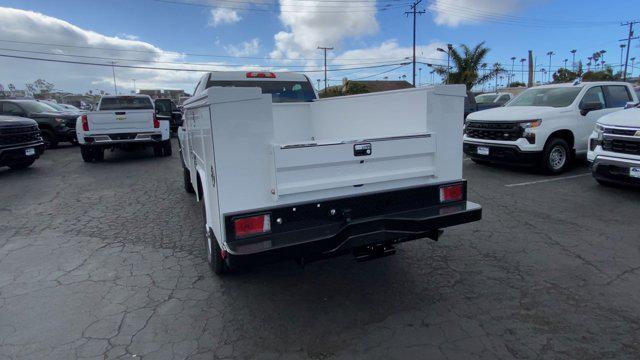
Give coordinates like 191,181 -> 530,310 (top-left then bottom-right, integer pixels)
76,95 -> 171,162
464,82 -> 637,173
588,102 -> 640,186
179,71 -> 481,274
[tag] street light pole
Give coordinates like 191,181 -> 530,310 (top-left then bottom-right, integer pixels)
520,58 -> 526,84
111,61 -> 118,95
631,57 -> 636,78
546,51 -> 555,83
570,49 -> 577,72
437,44 -> 453,84
510,56 -> 516,87
132,79 -> 136,94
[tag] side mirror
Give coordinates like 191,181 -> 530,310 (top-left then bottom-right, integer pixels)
624,101 -> 638,109
580,102 -> 603,116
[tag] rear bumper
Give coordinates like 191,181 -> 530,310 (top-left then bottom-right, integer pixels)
0,141 -> 45,166
591,155 -> 640,186
221,182 -> 482,268
464,141 -> 541,164
82,132 -> 164,146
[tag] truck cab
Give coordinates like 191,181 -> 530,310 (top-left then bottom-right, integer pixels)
464,82 -> 637,173
179,71 -> 481,275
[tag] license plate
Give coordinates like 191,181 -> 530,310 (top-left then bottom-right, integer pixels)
25,148 -> 35,156
477,146 -> 489,156
630,167 -> 640,178
116,116 -> 126,121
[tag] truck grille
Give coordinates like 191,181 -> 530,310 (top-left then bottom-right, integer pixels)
602,139 -> 640,155
0,125 -> 41,147
465,121 -> 523,141
66,118 -> 76,128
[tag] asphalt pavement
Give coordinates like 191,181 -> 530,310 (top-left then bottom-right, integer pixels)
0,141 -> 639,359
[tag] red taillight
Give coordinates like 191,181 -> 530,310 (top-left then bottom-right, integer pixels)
153,114 -> 160,128
234,214 -> 271,238
246,72 -> 276,78
440,183 -> 463,203
81,114 -> 89,131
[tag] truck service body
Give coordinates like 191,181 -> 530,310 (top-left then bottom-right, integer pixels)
179,71 -> 481,274
76,95 -> 171,162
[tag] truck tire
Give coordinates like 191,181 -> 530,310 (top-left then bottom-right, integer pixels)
8,158 -> 36,170
541,138 -> 570,174
153,144 -> 163,157
162,140 -> 172,157
183,167 -> 195,194
41,130 -> 58,149
201,199 -> 227,275
93,147 -> 105,162
80,145 -> 94,162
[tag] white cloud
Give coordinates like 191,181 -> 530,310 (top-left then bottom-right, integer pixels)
208,8 -> 241,27
0,7 -> 262,94
429,0 -> 520,27
118,33 -> 139,41
334,40 -> 445,66
225,38 -> 260,57
270,0 -> 379,60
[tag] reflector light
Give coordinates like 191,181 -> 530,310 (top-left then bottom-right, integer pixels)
153,114 -> 160,128
440,183 -> 463,203
81,114 -> 89,132
246,72 -> 276,78
234,214 -> 271,238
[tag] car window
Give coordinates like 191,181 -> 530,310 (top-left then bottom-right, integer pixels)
508,87 -> 581,108
18,101 -> 57,113
100,97 -> 153,110
603,85 -> 632,108
497,95 -> 511,103
206,80 -> 316,103
580,86 -> 605,109
2,102 -> 23,115
155,100 -> 172,115
475,94 -> 498,104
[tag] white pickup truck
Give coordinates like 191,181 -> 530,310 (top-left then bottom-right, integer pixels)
464,82 -> 638,173
588,102 -> 640,186
178,71 -> 482,274
76,95 -> 171,162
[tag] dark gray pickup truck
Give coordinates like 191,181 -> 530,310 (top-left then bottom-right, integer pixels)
0,115 -> 45,170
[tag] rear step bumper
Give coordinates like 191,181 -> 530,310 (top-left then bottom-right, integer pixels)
83,132 -> 163,145
224,199 -> 481,269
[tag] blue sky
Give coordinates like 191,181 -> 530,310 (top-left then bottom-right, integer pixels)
0,0 -> 636,93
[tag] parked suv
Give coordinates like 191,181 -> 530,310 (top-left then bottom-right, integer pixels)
464,82 -> 638,173
588,102 -> 640,186
0,99 -> 78,148
0,115 -> 45,170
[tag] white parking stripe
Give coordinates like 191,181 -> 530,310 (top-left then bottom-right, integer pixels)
505,173 -> 591,187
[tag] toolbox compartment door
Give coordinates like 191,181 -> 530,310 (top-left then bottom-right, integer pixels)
273,134 -> 436,197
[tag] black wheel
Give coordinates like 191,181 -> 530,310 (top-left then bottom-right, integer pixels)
162,140 -> 172,157
541,138 -> 570,174
93,147 -> 104,162
183,167 -> 195,194
8,158 -> 36,170
153,144 -> 163,157
41,130 -> 58,149
201,199 -> 227,275
80,145 -> 94,162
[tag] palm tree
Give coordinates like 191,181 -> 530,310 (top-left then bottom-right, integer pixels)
434,42 -> 504,90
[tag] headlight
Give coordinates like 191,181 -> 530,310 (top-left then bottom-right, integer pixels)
594,123 -> 604,140
519,120 -> 542,130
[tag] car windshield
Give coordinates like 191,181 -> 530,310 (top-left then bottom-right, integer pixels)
100,97 -> 153,110
206,80 -> 316,103
507,87 -> 582,108
475,94 -> 499,104
43,102 -> 66,111
19,101 -> 59,113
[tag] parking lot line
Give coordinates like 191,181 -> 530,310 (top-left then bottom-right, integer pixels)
505,173 -> 591,187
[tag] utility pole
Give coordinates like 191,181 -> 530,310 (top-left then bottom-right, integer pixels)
316,79 -> 321,91
111,61 -> 118,95
527,51 -> 534,87
405,0 -> 424,87
570,49 -> 577,72
563,59 -> 568,70
418,67 -> 422,86
317,46 -> 333,92
620,21 -> 639,81
132,79 -> 136,94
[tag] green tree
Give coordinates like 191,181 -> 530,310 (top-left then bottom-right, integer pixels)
434,42 -> 504,90
582,66 -> 622,81
508,81 -> 526,87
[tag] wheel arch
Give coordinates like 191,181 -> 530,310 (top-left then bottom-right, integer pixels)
546,129 -> 575,151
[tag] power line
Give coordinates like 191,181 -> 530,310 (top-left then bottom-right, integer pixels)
151,0 -> 408,13
620,21 -> 640,81
0,52 -> 405,73
350,64 -> 408,80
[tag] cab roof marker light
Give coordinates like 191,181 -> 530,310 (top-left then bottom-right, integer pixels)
246,72 -> 276,79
